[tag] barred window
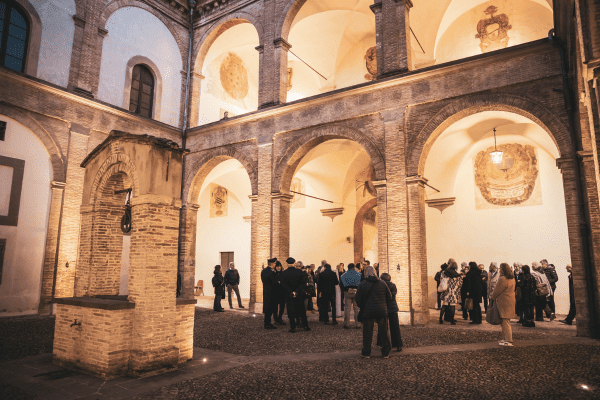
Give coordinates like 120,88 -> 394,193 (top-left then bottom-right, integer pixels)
129,64 -> 154,118
0,0 -> 29,73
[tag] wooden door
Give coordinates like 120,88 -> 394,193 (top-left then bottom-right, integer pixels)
220,252 -> 234,275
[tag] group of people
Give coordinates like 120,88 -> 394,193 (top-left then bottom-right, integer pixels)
258,258 -> 402,358
435,258 -> 577,346
211,262 -> 245,311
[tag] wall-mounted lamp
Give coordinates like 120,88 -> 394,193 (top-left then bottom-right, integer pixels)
65,262 -> 69,269
490,128 -> 503,164
396,264 -> 401,271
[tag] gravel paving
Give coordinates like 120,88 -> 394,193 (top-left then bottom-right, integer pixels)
0,315 -> 55,361
135,343 -> 600,400
193,308 -> 574,356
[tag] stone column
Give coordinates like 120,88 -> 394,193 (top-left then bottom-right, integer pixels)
178,203 -> 200,299
249,142 -> 274,313
405,175 -> 429,325
271,193 -> 293,263
373,180 -> 388,273
256,38 -> 291,109
556,157 -> 595,336
38,181 -> 66,313
370,0 -> 413,78
67,15 -> 86,90
382,111 -> 410,324
188,73 -> 204,128
54,127 -> 89,298
128,195 -> 181,375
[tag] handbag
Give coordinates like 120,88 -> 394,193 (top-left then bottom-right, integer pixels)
465,298 -> 474,310
357,282 -> 376,323
536,283 -> 549,297
485,301 -> 502,325
437,275 -> 448,292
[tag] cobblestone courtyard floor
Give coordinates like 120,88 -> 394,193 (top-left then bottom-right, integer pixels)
1,305 -> 599,399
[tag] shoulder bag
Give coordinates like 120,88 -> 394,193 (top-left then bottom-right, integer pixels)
438,275 -> 448,292
464,298 -> 474,310
536,283 -> 549,297
485,301 -> 502,325
357,282 -> 376,323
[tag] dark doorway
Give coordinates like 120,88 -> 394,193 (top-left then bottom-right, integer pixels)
220,252 -> 234,275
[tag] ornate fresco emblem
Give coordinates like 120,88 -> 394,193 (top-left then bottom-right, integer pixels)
210,184 -> 228,218
287,68 -> 293,91
475,6 -> 512,53
364,46 -> 377,81
474,143 -> 539,207
219,52 -> 249,100
290,177 -> 306,208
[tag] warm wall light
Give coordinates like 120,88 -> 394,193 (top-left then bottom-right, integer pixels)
490,128 -> 503,164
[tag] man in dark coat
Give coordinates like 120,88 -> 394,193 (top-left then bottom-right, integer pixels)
318,263 -> 339,325
261,258 -> 277,329
542,260 -> 558,320
560,264 -> 576,325
434,263 -> 448,310
356,266 -> 392,358
479,263 -> 489,313
212,265 -> 225,312
224,262 -> 245,309
378,273 -> 403,352
280,257 -> 310,332
464,261 -> 483,324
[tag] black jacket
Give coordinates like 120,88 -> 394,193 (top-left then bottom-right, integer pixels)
464,268 -> 483,302
383,280 -> 399,313
212,272 -> 225,296
544,265 -> 559,290
518,273 -> 537,306
261,267 -> 275,302
568,273 -> 575,302
318,269 -> 339,296
356,276 -> 392,319
279,267 -> 307,297
224,269 -> 240,286
273,270 -> 286,300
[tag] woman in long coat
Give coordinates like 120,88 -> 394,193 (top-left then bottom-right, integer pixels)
492,263 -> 517,346
464,261 -> 483,324
517,265 -> 537,327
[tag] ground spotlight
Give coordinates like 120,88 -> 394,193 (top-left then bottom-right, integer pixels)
203,358 -> 207,362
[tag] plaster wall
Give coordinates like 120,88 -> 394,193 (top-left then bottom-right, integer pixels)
195,163 -> 252,299
97,7 -> 183,126
0,116 -> 52,314
425,136 -> 571,314
31,0 -> 76,87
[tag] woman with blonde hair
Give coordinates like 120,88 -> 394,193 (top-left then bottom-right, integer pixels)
492,263 -> 517,346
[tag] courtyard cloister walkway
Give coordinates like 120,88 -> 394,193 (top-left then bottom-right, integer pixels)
1,304 -> 599,399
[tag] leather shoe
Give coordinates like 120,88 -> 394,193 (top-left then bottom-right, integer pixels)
331,321 -> 338,326
239,305 -> 245,309
323,321 -> 330,325
288,328 -> 296,333
264,324 -> 277,330
559,319 -> 572,325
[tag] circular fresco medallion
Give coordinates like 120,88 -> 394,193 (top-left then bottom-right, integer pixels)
220,52 -> 249,100
474,143 -> 538,206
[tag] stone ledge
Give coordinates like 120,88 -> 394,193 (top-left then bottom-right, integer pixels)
53,296 -> 135,310
176,298 -> 198,305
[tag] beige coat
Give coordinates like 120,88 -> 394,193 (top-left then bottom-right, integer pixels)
491,276 -> 517,319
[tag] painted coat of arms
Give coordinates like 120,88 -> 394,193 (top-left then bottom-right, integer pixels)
364,46 -> 377,81
475,6 -> 512,53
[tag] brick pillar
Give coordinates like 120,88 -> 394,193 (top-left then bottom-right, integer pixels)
373,180 -> 388,273
74,205 -> 93,297
54,128 -> 89,298
271,193 -> 292,262
557,157 -> 596,336
188,73 -> 204,128
73,21 -> 108,97
67,15 -> 86,90
370,0 -> 413,78
256,38 -> 291,109
178,203 -> 200,299
128,195 -> 181,375
38,181 -> 66,313
382,112 -> 410,324
405,175 -> 429,325
249,143 -> 273,313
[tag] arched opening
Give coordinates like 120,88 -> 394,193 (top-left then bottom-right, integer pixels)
410,0 -> 553,68
97,7 -> 183,125
286,138 -> 377,266
0,115 -> 53,315
193,158 -> 252,303
285,0 -> 376,101
197,22 -> 260,125
422,110 -> 572,313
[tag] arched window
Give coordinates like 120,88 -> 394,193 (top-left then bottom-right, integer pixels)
0,0 -> 29,72
128,64 -> 154,118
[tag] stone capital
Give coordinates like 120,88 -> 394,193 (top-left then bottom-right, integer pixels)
372,179 -> 387,189
273,38 -> 291,51
183,203 -> 200,212
97,27 -> 109,38
50,181 -> 67,190
394,0 -> 413,9
255,44 -> 264,54
405,175 -> 428,187
556,157 -> 575,170
72,15 -> 86,28
248,194 -> 258,202
271,192 -> 294,201
192,72 -> 205,80
577,150 -> 594,163
369,2 -> 382,14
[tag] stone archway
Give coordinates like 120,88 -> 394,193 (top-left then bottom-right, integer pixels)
354,198 -> 377,264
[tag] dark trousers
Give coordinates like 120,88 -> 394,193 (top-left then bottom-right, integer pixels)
437,291 -> 442,309
275,297 -> 286,321
362,317 -> 391,357
288,297 -> 308,330
319,294 -> 337,322
213,294 -> 223,311
566,299 -> 576,323
445,305 -> 456,322
306,296 -> 314,311
340,289 -> 345,311
545,295 -> 556,316
523,305 -> 535,321
227,284 -> 243,308
388,312 -> 403,348
469,302 -> 482,323
515,300 -> 523,321
462,300 -> 469,319
482,289 -> 488,312
535,296 -> 546,320
264,297 -> 273,326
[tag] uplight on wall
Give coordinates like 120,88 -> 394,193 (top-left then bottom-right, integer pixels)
490,128 -> 503,164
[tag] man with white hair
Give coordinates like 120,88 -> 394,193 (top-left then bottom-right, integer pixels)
531,264 -> 553,322
356,266 -> 392,358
